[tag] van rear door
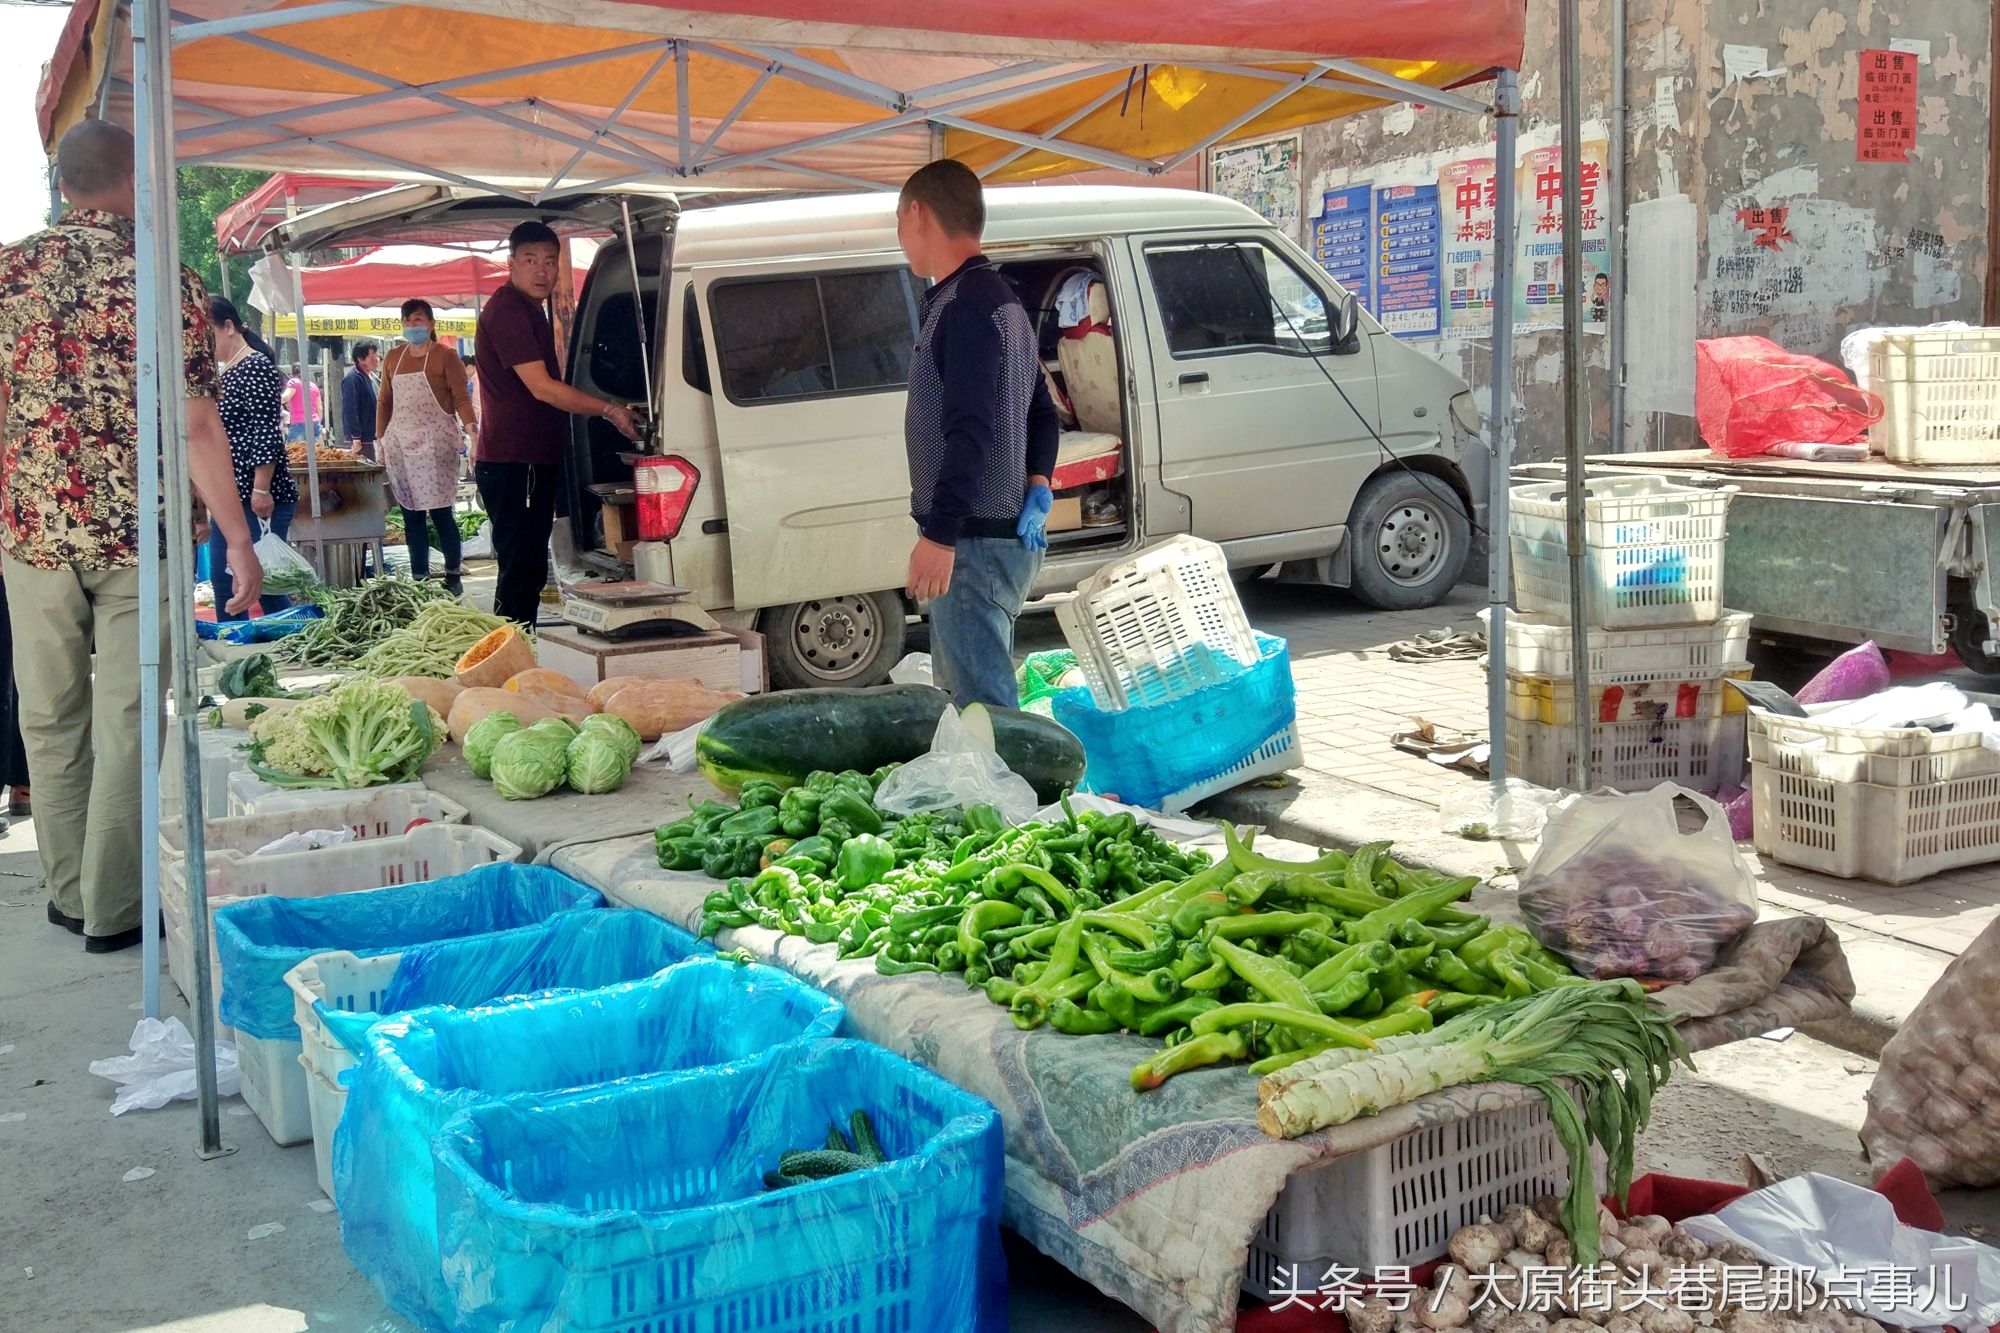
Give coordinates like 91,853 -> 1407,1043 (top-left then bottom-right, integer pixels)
687,256 -> 922,609
1128,232 -> 1381,542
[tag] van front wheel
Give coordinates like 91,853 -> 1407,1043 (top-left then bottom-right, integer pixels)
1346,472 -> 1470,610
761,592 -> 908,690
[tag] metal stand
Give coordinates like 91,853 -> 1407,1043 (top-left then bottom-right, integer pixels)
1607,0 -> 1629,452
1559,0 -> 1593,789
1485,72 -> 1520,795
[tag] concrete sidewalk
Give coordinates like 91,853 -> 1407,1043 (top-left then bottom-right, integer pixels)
1068,580 -> 1983,1056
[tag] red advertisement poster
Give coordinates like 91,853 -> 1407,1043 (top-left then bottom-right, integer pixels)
1857,48 -> 1918,163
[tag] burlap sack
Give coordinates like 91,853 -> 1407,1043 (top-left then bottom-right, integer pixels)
1861,916 -> 2000,1189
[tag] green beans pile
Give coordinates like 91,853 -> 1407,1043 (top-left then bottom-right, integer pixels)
352,601 -> 512,678
268,575 -> 461,668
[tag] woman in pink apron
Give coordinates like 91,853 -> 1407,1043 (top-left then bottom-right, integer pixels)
377,299 -> 478,594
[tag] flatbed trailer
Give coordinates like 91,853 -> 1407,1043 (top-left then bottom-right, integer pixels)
1514,450 -> 2000,675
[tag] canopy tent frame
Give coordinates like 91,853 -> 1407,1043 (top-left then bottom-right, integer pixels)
74,0 -> 1548,1166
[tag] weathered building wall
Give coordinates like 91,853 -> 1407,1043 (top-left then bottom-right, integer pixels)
1267,0 -> 1992,461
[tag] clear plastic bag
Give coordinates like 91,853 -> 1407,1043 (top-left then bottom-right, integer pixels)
886,652 -> 933,686
252,520 -> 316,583
1517,785 -> 1759,983
1440,778 -> 1565,841
873,704 -> 1040,825
88,1017 -> 240,1115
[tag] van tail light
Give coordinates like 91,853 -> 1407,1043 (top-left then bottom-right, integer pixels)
634,455 -> 700,541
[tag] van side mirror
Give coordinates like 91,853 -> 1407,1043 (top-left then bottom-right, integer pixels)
1331,291 -> 1361,356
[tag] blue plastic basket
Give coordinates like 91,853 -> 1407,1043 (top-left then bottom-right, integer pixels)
1053,631 -> 1297,810
430,1039 -> 1006,1333
215,863 -> 604,1040
338,959 -> 846,1333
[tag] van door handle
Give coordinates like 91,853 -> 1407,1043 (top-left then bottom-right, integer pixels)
1178,372 -> 1209,386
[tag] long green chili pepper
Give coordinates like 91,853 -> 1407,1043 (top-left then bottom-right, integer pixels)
1343,840 -> 1391,896
1222,822 -> 1347,878
1188,1002 -> 1377,1048
1420,949 -> 1502,995
1080,932 -> 1180,1005
988,863 -> 1077,915
1169,891 -> 1247,939
1278,874 -> 1395,916
1130,1030 -> 1249,1090
957,900 -> 1025,962
1178,958 -> 1234,991
1309,971 -> 1375,1014
1209,936 -> 1319,1013
1300,939 -> 1396,992
1048,999 -> 1118,1036
875,953 -> 940,976
1346,877 -> 1477,942
1205,910 -> 1334,943
1137,995 -> 1222,1037
1010,968 -> 1099,1029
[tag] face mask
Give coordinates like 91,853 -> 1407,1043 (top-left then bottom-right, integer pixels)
403,326 -> 432,345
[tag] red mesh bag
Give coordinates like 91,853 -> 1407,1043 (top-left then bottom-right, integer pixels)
1695,335 -> 1883,457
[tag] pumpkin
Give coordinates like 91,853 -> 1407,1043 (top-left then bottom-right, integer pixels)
453,627 -> 536,691
601,679 -> 741,740
511,683 -> 597,720
504,668 -> 589,699
448,686 -> 554,742
587,674 -> 657,711
386,675 -> 463,718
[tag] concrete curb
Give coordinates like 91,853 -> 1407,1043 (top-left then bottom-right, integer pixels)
1198,771 -> 1947,1062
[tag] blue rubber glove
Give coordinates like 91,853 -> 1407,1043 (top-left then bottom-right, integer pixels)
1017,483 -> 1053,551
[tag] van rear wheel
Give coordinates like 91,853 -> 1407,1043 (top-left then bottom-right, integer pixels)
1346,472 -> 1470,610
761,592 -> 907,690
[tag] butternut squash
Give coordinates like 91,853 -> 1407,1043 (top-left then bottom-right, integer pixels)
504,667 -> 589,699
587,674 -> 657,711
453,627 -> 535,691
448,687 -> 554,742
601,679 -> 741,740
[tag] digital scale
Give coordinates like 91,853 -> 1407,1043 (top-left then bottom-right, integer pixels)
559,580 -> 720,639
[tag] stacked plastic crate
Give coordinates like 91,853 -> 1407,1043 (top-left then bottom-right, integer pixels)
1051,536 -> 1300,813
1500,475 -> 1752,792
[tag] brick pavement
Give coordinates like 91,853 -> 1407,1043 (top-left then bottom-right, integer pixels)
1031,579 -> 1998,961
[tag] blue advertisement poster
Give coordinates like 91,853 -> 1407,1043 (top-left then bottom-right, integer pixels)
1373,183 -> 1442,337
1312,185 -> 1373,312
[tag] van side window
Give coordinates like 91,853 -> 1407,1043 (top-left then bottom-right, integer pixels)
1145,241 -> 1331,358
708,269 -> 920,404
681,283 -> 710,395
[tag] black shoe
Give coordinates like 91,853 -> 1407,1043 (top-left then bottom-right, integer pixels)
85,924 -> 144,954
443,569 -> 464,598
46,900 -> 83,935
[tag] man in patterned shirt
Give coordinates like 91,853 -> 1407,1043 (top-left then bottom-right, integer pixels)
896,160 -> 1059,709
0,120 -> 261,952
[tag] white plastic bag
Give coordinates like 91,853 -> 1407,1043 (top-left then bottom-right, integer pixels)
1440,778 -> 1564,841
874,704 -> 1039,825
252,520 -> 315,585
887,652 -> 933,686
1517,785 -> 1759,983
251,827 -> 355,856
88,1017 -> 240,1115
642,716 -> 710,771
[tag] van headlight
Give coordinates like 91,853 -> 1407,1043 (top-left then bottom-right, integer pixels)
1449,391 -> 1483,441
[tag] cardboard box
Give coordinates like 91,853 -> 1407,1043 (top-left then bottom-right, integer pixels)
534,625 -> 744,693
600,502 -> 639,563
717,625 -> 769,694
1048,495 -> 1084,533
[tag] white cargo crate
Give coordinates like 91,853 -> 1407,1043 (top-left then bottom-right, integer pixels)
1159,724 -> 1301,816
226,770 -> 428,819
1509,477 -> 1732,629
1244,1101 -> 1592,1297
1869,328 -> 2000,466
1752,763 -> 2000,885
302,1055 -> 346,1200
1505,714 -> 1746,793
161,724 -> 252,820
1055,535 -> 1259,710
1747,709 -> 2000,787
289,950 -> 405,1198
238,1027 -> 313,1146
161,823 -> 519,1036
1480,609 -> 1753,684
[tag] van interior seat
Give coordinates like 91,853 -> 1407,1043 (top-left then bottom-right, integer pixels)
1051,431 -> 1123,489
1055,278 -> 1123,439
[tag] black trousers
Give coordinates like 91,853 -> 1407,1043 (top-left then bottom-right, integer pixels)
475,461 -> 559,627
403,506 -> 463,580
0,577 -> 25,788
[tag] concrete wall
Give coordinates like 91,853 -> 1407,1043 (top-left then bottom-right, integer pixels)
1258,0 -> 1993,460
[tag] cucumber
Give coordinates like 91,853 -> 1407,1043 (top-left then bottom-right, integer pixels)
695,683 -> 1085,801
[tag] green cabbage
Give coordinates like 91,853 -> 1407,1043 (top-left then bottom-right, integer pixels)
529,716 -> 580,743
566,730 -> 634,795
489,726 -> 570,800
579,713 -> 643,766
462,711 -> 523,778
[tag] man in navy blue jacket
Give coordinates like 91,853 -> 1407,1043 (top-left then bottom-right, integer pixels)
897,160 -> 1059,709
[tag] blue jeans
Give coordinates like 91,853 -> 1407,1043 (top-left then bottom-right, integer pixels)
286,423 -> 310,442
928,536 -> 1042,710
212,497 -> 297,622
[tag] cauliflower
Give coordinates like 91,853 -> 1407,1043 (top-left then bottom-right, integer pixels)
248,695 -> 339,778
248,679 -> 443,788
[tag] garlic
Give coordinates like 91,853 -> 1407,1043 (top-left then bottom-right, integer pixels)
1640,1310 -> 1695,1333
1660,1228 -> 1709,1263
1422,1292 -> 1472,1330
1350,1298 -> 1397,1333
1450,1220 -> 1512,1270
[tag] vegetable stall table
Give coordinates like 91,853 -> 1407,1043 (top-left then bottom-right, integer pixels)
286,460 -> 390,590
550,831 -> 1858,1333
417,751 -> 714,863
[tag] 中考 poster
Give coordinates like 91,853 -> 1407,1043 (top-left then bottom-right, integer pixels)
1373,183 -> 1441,337
1857,49 -> 1919,163
1312,186 -> 1373,311
1515,138 -> 1612,330
1438,157 -> 1497,338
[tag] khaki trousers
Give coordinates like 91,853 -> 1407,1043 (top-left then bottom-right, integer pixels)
4,553 -> 166,937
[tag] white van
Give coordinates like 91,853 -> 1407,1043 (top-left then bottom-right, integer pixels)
275,186 -> 1486,689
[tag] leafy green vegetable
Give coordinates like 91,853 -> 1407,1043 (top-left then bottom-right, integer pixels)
463,711 -> 523,778
490,727 -> 569,800
578,713 -> 642,767
566,730 -> 634,795
529,716 -> 580,743
246,678 -> 442,788
218,653 -> 284,700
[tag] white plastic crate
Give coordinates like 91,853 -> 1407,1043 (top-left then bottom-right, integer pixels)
226,770 -> 428,818
1504,667 -> 1750,727
1509,477 -> 1732,629
1159,724 -> 1301,815
1747,709 -> 2000,788
1244,1101 -> 1590,1296
238,1027 -> 313,1146
1480,609 -> 1753,684
1752,762 -> 2000,885
302,1055 -> 345,1200
287,949 -> 405,1196
1505,714 -> 1746,793
161,823 -> 519,1040
1869,329 -> 2000,466
1055,535 -> 1258,710
161,724 -> 252,820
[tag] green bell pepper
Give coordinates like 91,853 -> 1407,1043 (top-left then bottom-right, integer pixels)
777,788 -> 823,838
737,780 -> 785,811
785,835 -> 837,869
833,833 -> 895,890
718,805 -> 783,839
960,803 -> 1006,835
821,788 -> 884,836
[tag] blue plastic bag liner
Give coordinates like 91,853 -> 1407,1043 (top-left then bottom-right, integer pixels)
1053,632 -> 1296,810
215,864 -> 603,1040
337,958 -> 845,1331
317,908 -> 710,1056
196,604 -> 322,642
430,1038 -> 1005,1333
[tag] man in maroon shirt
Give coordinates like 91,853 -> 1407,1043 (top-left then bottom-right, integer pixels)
475,221 -> 638,625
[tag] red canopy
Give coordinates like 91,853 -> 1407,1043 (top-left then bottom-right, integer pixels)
289,245 -> 589,308
214,173 -> 392,254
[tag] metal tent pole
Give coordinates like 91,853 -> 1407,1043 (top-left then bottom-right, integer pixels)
1559,0 -> 1593,788
286,221 -> 324,569
1486,71 -> 1520,794
1607,0 -> 1629,452
134,0 -> 225,1155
